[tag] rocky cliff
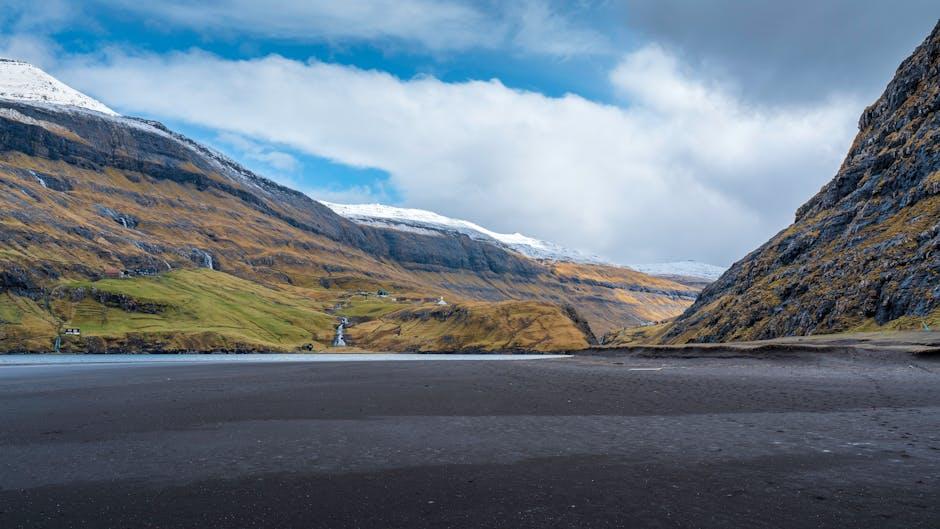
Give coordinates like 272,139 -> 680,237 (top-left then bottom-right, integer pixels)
663,20 -> 940,343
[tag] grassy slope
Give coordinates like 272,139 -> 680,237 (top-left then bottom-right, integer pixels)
0,269 -> 591,353
0,270 -> 337,352
0,293 -> 58,351
346,301 -> 590,352
57,269 -> 337,351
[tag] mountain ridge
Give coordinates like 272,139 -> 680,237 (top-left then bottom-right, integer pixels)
323,201 -> 726,280
658,20 -> 940,344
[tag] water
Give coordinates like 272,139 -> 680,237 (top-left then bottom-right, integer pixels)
0,353 -> 570,367
333,318 -> 348,347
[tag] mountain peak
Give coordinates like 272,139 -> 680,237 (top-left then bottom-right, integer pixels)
0,59 -> 117,116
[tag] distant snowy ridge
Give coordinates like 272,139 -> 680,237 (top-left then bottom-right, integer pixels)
0,59 -> 117,116
321,202 -> 607,264
323,202 -> 727,279
626,261 -> 726,281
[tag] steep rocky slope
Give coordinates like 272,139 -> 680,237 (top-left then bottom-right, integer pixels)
662,21 -> 940,343
0,61 -> 696,351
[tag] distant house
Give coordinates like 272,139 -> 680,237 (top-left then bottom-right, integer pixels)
377,289 -> 389,297
63,328 -> 81,336
436,296 -> 448,306
103,268 -> 126,279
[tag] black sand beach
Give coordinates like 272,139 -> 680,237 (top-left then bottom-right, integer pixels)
1,352 -> 939,528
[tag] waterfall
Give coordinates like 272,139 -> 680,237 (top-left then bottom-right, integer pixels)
31,171 -> 47,188
119,217 -> 128,229
333,317 -> 348,347
193,249 -> 214,270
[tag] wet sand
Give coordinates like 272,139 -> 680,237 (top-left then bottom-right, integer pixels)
1,352 -> 939,528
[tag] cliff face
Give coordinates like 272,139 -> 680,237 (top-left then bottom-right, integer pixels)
664,21 -> 940,343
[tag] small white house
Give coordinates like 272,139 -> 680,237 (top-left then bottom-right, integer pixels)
436,296 -> 448,306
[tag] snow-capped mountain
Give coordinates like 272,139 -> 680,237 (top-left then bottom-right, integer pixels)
626,261 -> 726,281
322,202 -> 727,280
321,202 -> 608,264
0,59 -> 117,116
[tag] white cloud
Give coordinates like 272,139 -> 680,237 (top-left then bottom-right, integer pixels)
56,46 -> 860,265
216,133 -> 301,172
304,183 -> 397,206
509,1 -> 611,57
99,0 -> 492,51
0,35 -> 60,69
91,0 -> 607,57
0,0 -> 79,32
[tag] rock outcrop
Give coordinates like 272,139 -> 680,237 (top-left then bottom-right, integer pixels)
664,20 -> 940,343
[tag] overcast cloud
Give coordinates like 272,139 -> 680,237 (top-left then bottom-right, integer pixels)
622,0 -> 938,104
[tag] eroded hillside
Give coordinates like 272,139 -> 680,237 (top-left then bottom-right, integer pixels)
659,21 -> 940,344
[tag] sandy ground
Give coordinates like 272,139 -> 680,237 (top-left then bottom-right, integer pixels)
1,352 -> 939,528
596,331 -> 940,356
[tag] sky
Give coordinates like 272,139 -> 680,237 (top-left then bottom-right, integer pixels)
0,1 -> 936,266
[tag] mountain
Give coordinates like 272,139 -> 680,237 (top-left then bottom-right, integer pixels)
0,59 -> 116,115
0,60 -> 699,352
659,21 -> 940,344
324,202 -> 726,286
322,201 -> 607,264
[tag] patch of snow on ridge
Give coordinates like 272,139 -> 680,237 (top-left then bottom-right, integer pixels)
627,261 -> 727,281
0,59 -> 117,116
321,202 -> 607,264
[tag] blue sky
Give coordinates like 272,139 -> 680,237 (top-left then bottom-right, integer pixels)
1,1 -> 936,265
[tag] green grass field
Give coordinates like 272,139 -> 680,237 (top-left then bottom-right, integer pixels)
50,269 -> 337,351
335,295 -> 406,319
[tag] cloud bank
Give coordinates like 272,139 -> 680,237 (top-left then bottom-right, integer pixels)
57,46 -> 860,264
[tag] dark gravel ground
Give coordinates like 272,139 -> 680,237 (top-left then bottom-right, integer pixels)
1,352 -> 938,528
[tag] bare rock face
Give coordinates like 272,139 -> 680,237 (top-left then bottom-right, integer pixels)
665,21 -> 940,343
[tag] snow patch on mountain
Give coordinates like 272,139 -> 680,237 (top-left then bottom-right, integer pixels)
626,261 -> 727,281
0,59 -> 117,116
321,202 -> 607,264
